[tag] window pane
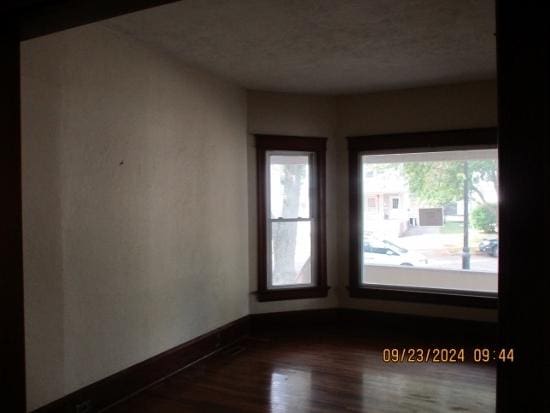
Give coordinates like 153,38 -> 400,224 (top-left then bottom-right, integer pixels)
269,154 -> 310,219
271,221 -> 312,286
361,149 -> 498,293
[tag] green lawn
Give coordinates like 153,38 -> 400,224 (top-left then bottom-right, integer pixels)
441,221 -> 464,234
440,221 -> 496,250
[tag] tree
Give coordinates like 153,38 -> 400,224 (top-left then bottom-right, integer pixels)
404,159 -> 497,212
403,159 -> 497,270
272,163 -> 305,284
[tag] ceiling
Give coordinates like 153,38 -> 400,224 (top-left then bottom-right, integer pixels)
104,0 -> 496,95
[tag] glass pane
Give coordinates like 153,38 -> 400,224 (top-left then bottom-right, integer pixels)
271,221 -> 312,286
361,149 -> 498,293
269,154 -> 310,219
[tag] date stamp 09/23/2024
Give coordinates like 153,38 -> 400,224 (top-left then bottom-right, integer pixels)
382,347 -> 515,364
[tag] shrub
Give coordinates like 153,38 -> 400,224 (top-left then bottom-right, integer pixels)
471,204 -> 497,233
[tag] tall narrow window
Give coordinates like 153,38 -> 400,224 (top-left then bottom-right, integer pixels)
256,135 -> 328,301
269,153 -> 313,287
348,128 -> 498,307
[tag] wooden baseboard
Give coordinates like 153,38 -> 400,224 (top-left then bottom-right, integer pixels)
32,316 -> 250,413
31,308 -> 496,412
249,308 -> 339,331
337,308 -> 498,345
250,308 -> 497,345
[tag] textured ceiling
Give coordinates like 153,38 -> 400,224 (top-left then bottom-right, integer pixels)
104,0 -> 496,94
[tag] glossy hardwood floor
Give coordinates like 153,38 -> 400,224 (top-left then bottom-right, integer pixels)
106,329 -> 496,413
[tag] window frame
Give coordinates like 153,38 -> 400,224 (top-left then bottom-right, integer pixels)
256,135 -> 329,301
391,197 -> 400,209
266,150 -> 316,289
347,128 -> 499,308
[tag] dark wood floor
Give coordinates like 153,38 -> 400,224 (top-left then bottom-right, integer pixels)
105,330 -> 496,413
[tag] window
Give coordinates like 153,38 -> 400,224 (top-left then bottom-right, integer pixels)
392,197 -> 400,209
348,128 -> 498,307
256,135 -> 328,301
269,153 -> 312,287
367,197 -> 377,210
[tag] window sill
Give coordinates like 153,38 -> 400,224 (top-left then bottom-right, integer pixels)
255,286 -> 330,302
347,285 -> 497,308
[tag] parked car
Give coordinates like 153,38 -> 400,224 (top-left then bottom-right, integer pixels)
363,238 -> 428,267
479,239 -> 498,257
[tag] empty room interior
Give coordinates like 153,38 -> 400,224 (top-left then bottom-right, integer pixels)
8,0 -> 546,412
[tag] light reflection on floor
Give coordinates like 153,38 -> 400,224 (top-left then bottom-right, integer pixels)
361,369 -> 496,412
270,369 -> 312,413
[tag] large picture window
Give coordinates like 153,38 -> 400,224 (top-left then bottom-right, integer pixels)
348,128 -> 498,307
256,135 -> 328,301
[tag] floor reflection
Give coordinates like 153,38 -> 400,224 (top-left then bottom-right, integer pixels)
105,334 -> 496,413
270,368 -> 312,413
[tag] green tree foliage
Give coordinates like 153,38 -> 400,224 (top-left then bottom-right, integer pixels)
404,161 -> 464,206
471,204 -> 497,233
468,160 -> 498,213
403,159 -> 497,212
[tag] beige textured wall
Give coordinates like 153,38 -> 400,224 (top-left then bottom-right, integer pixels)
21,24 -> 249,411
21,23 -> 498,410
335,81 -> 498,321
247,92 -> 340,313
336,81 -> 498,136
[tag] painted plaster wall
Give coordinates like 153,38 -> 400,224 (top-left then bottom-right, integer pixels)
21,21 -> 498,410
21,24 -> 248,411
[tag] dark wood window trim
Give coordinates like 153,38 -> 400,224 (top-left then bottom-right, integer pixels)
347,127 -> 498,308
255,135 -> 329,302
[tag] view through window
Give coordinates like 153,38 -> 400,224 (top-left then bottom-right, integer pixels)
361,149 -> 498,293
268,152 -> 314,287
